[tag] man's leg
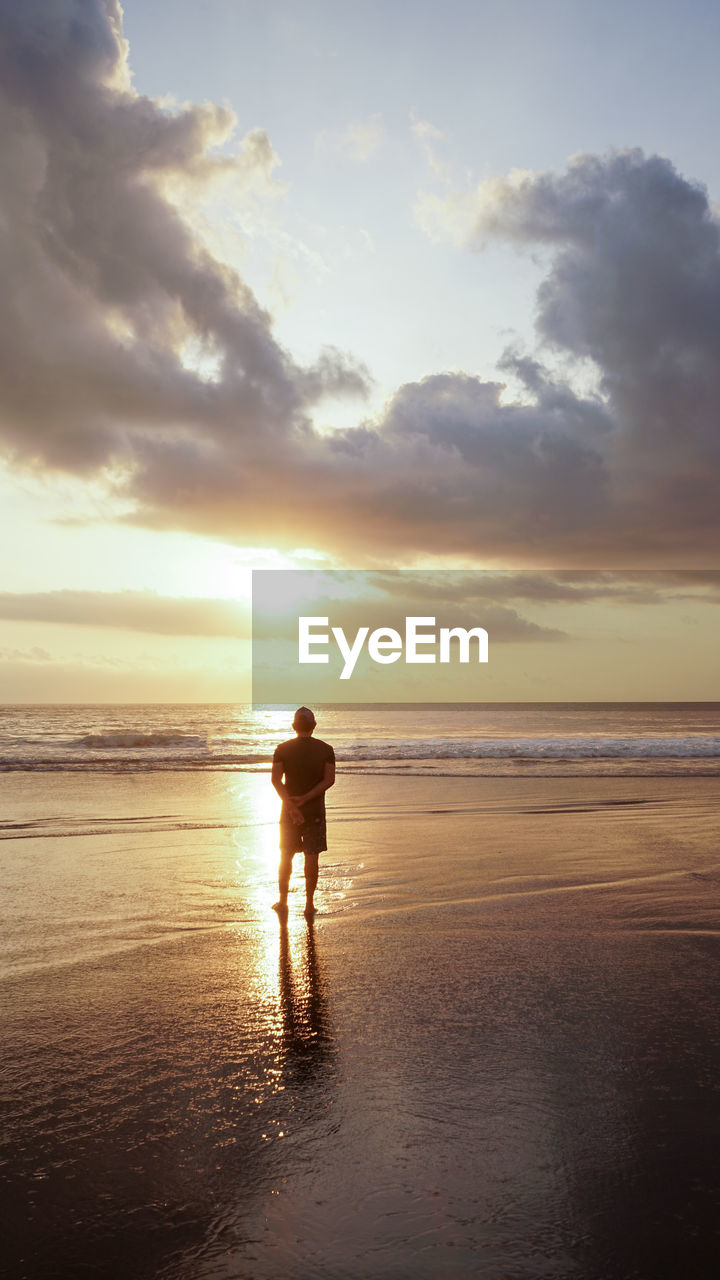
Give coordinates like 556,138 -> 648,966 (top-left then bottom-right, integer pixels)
274,849 -> 293,913
304,853 -> 319,914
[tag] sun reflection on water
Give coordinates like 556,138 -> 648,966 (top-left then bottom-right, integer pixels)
228,910 -> 335,1128
225,767 -> 335,1122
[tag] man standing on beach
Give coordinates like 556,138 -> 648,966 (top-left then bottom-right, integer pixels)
271,707 -> 335,918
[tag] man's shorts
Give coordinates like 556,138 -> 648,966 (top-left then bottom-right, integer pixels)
280,815 -> 327,857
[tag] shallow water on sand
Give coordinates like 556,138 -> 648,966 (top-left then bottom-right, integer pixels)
3,772 -> 720,1278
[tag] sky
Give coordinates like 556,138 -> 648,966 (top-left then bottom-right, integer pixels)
1,0 -> 720,701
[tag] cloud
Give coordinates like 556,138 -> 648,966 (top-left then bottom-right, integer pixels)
108,127 -> 720,566
411,116 -> 452,184
408,149 -> 720,560
5,575 -> 711,646
367,569 -> 720,606
0,645 -> 52,663
252,587 -> 564,643
316,113 -> 385,162
2,4 -> 720,566
298,148 -> 720,564
0,590 -> 250,636
0,0 -> 368,473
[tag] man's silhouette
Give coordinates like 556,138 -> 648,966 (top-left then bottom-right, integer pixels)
271,707 -> 335,918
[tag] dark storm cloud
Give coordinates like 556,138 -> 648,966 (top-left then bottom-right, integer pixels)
122,366 -> 612,559
470,152 -> 720,484
118,150 -> 720,563
0,590 -> 250,636
1,3 -> 719,563
0,0 -> 368,471
312,148 -> 720,564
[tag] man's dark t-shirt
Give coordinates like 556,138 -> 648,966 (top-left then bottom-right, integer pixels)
273,737 -> 335,823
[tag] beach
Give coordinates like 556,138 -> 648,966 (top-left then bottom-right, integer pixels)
3,755 -> 720,1279
4,0 -> 720,1270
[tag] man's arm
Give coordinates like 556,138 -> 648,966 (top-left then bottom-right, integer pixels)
293,759 -> 336,808
271,759 -> 304,825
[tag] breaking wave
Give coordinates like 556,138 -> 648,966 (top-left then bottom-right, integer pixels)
2,705 -> 719,775
77,731 -> 209,750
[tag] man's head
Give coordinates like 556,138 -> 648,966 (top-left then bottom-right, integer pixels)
293,706 -> 316,736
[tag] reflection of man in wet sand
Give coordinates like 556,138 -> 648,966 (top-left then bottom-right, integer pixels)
271,707 -> 335,919
277,921 -> 334,1083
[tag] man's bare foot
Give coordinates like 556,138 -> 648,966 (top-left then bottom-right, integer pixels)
272,900 -> 288,917
303,904 -> 316,919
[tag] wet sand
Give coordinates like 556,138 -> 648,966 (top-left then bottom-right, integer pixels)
3,772 -> 720,1278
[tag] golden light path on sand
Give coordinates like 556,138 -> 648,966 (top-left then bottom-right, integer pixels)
224,762 -> 331,1143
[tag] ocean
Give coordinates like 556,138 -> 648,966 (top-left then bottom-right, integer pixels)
2,701 -> 719,775
3,704 -> 720,1278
